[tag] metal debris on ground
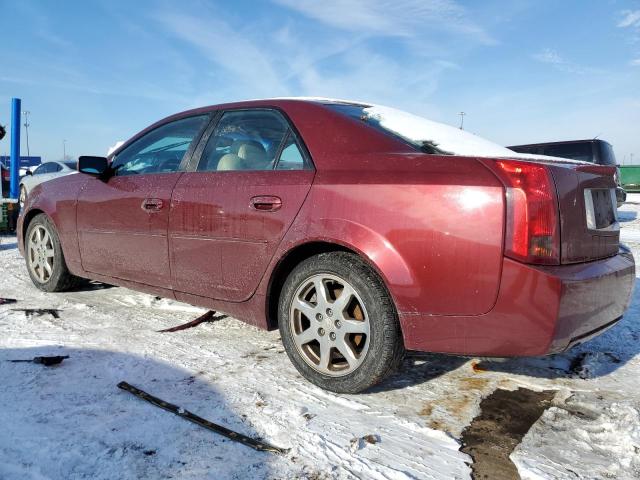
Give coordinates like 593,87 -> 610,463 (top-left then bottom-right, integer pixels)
9,355 -> 69,366
11,308 -> 61,318
158,311 -> 227,333
117,381 -> 290,454
350,434 -> 380,451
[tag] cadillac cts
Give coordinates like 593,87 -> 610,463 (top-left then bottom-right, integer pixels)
17,99 -> 635,393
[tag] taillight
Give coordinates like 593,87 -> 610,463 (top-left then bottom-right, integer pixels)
1,169 -> 9,181
487,159 -> 560,265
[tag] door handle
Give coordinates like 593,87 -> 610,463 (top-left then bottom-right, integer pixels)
141,198 -> 164,212
250,195 -> 282,212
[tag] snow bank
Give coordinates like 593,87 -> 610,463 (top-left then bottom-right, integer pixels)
511,392 -> 640,479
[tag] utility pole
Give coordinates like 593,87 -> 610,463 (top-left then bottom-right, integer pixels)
63,139 -> 67,161
459,112 -> 466,130
22,110 -> 30,157
631,153 -> 635,164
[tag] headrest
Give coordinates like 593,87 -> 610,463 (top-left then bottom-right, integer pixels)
237,143 -> 267,164
217,153 -> 244,171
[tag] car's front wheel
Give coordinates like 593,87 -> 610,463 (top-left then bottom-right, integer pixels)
279,252 -> 404,393
25,214 -> 82,292
19,185 -> 27,208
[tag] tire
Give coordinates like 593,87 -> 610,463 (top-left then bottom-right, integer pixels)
19,185 -> 27,209
25,213 -> 83,292
279,252 -> 405,393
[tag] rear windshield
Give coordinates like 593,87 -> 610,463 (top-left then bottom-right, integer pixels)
324,103 -> 439,151
542,143 -> 594,162
323,103 -> 519,157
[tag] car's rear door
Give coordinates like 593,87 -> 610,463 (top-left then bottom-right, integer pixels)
76,114 -> 210,287
169,108 -> 314,302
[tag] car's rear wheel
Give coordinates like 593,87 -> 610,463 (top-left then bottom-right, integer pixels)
279,252 -> 404,393
25,214 -> 82,292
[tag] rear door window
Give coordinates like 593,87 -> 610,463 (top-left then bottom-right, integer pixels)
197,110 -> 289,172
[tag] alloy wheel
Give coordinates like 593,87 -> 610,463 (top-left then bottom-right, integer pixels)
27,225 -> 55,283
289,273 -> 370,376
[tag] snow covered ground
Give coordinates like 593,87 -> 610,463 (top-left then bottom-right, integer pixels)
1,196 -> 640,479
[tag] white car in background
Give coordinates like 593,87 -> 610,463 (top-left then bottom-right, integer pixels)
19,161 -> 78,207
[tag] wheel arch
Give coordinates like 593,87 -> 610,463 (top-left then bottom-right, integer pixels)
21,208 -> 46,248
265,233 -> 409,330
266,241 -> 351,329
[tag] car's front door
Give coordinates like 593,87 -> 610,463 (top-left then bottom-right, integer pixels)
169,109 -> 314,302
76,114 -> 210,287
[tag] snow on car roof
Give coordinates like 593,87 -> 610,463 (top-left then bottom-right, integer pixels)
271,97 -> 589,164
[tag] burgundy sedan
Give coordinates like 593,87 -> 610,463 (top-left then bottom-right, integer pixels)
17,99 -> 634,393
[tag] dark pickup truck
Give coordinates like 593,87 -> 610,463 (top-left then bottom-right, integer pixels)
508,139 -> 626,207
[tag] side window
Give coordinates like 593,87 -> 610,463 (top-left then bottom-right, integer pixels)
33,164 -> 48,175
112,115 -> 209,176
197,110 -> 288,172
275,135 -> 306,170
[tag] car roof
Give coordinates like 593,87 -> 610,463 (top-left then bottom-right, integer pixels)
156,97 -> 367,122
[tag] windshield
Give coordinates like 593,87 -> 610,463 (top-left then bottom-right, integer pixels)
325,103 -> 524,158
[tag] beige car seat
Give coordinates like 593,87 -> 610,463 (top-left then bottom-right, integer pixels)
237,143 -> 269,170
216,153 -> 245,171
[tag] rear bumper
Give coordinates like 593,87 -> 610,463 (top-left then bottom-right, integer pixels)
400,249 -> 635,356
545,247 -> 635,352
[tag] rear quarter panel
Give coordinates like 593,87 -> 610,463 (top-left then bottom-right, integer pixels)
20,174 -> 88,275
270,152 -> 505,317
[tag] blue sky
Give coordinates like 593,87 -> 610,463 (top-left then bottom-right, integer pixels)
1,0 -> 639,163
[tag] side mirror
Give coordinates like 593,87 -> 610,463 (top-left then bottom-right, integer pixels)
25,170 -> 33,176
78,156 -> 109,176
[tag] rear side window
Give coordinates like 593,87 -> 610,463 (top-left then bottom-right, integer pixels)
275,135 -> 306,170
112,115 -> 209,176
597,142 -> 617,166
198,109 -> 306,172
543,143 -> 594,163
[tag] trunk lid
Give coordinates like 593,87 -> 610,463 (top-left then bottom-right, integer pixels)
546,162 -> 619,263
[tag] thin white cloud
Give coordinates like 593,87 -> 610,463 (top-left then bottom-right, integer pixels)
152,11 -> 288,98
617,10 -> 640,67
273,0 -> 495,45
532,48 -> 564,65
531,48 -> 593,74
618,10 -> 640,28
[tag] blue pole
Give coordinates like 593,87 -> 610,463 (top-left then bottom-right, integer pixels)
10,98 -> 21,199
